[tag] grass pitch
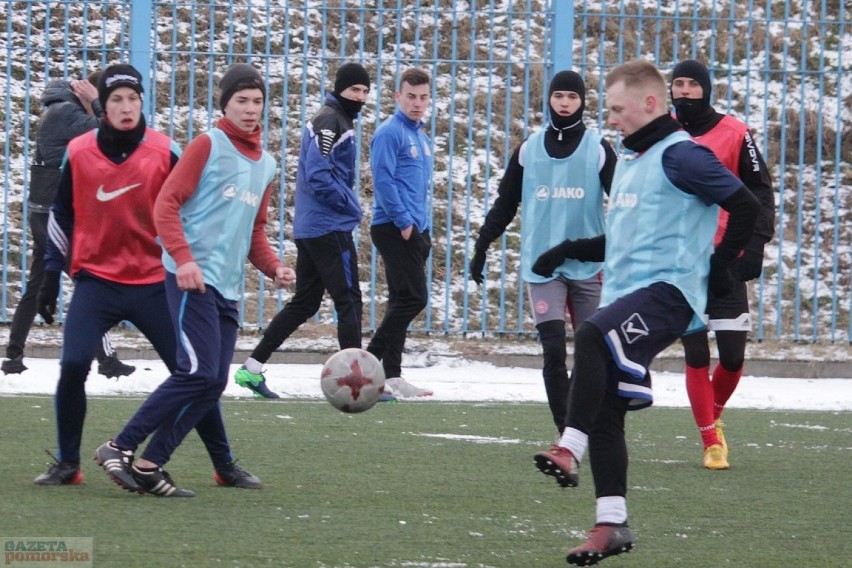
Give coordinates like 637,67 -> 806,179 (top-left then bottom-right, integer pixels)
1,396 -> 850,567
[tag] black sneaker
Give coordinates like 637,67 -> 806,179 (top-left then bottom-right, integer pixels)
214,460 -> 263,489
2,355 -> 27,375
94,440 -> 140,493
132,466 -> 195,497
33,451 -> 83,486
98,356 -> 136,379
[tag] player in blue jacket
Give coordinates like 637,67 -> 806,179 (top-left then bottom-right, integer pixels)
365,67 -> 434,398
233,63 -> 370,399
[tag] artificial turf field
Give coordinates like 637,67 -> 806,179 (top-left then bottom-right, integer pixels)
1,396 -> 849,567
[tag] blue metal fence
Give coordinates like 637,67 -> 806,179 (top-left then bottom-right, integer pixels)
1,0 -> 849,342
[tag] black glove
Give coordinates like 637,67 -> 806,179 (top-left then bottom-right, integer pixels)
469,247 -> 487,285
730,249 -> 764,281
532,240 -> 574,278
708,254 -> 733,299
37,270 -> 61,325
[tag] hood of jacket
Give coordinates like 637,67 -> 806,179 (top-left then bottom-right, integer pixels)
40,79 -> 83,109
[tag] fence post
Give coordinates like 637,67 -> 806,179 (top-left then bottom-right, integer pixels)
551,0 -> 574,74
129,0 -> 154,119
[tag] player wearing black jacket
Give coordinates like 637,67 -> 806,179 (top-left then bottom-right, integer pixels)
2,75 -> 134,378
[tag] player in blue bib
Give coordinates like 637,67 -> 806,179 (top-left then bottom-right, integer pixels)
469,70 -> 617,436
531,60 -> 760,565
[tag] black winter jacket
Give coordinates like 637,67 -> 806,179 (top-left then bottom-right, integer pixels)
28,80 -> 103,211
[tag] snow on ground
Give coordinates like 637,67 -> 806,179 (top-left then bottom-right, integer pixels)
1,356 -> 850,412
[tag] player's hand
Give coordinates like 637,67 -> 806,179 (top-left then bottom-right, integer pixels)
71,80 -> 98,104
400,225 -> 413,241
532,240 -> 574,278
274,265 -> 296,288
176,261 -> 205,293
730,249 -> 764,281
37,270 -> 61,325
708,254 -> 734,298
469,247 -> 487,285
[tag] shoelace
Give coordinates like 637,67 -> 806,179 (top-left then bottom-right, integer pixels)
43,448 -> 62,467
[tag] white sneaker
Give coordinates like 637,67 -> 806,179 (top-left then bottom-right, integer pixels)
378,382 -> 397,402
385,377 -> 433,398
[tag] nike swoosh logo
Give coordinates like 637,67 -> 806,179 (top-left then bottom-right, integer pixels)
96,183 -> 141,202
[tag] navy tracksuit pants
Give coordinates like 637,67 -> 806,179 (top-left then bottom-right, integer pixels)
114,272 -> 239,467
55,272 -> 231,466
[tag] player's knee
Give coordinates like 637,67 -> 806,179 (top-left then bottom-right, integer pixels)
574,321 -> 606,353
682,331 -> 711,368
332,295 -> 361,320
58,359 -> 93,379
717,355 -> 744,372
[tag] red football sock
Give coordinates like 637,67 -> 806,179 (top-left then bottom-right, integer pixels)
685,365 -> 719,449
712,364 -> 743,420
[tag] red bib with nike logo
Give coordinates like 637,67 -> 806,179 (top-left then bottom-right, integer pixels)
66,128 -> 174,284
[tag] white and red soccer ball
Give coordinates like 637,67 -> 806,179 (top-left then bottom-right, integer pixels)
320,348 -> 386,413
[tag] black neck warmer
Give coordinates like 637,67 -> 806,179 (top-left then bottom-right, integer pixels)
332,92 -> 364,119
97,114 -> 147,162
622,114 -> 682,153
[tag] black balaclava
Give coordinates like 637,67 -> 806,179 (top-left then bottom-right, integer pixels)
332,62 -> 370,118
670,59 -> 715,127
547,70 -> 586,139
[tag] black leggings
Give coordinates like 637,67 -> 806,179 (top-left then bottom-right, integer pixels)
565,322 -> 631,498
682,328 -> 747,371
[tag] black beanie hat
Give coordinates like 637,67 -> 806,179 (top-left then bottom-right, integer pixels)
333,63 -> 370,95
219,63 -> 266,111
98,64 -> 144,108
671,59 -> 712,103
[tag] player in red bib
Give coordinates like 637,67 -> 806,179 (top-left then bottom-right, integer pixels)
671,60 -> 776,470
33,64 -> 263,492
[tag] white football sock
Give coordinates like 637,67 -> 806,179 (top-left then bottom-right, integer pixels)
558,427 -> 588,462
596,496 -> 628,525
244,358 -> 263,374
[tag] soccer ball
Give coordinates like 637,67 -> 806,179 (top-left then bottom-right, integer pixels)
320,348 -> 386,413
